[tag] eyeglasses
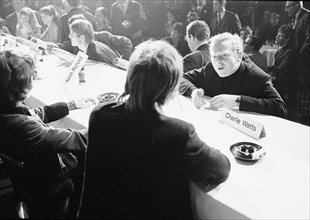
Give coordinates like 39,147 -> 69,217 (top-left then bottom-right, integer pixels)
285,3 -> 297,9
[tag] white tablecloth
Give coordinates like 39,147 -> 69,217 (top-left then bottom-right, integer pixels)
25,53 -> 310,220
259,45 -> 278,67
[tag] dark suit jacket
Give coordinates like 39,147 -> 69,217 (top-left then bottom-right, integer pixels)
0,102 -> 87,198
59,7 -> 95,43
79,102 -> 230,219
293,8 -> 310,60
269,45 -> 298,95
163,36 -> 191,57
183,43 -> 210,73
210,10 -> 242,36
5,11 -> 17,36
110,0 -> 146,45
179,59 -> 287,118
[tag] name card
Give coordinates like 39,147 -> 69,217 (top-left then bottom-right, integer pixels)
220,109 -> 266,139
64,51 -> 88,84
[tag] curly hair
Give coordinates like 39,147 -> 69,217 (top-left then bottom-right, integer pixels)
0,50 -> 35,113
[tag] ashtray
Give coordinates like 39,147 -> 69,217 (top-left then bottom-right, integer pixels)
230,142 -> 266,161
97,92 -> 119,104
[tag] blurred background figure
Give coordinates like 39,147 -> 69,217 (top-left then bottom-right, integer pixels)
110,0 -> 147,47
210,0 -> 242,36
198,0 -> 213,26
0,18 -> 11,34
268,25 -> 298,109
186,11 -> 199,25
48,0 -> 69,16
16,7 -> 41,39
94,7 -> 112,33
243,35 -> 268,72
5,0 -> 26,36
239,26 -> 253,44
163,22 -> 191,57
240,1 -> 259,31
164,9 -> 177,37
39,5 -> 60,43
257,11 -> 281,44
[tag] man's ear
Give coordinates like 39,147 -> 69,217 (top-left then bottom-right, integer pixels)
79,35 -> 85,41
236,51 -> 243,61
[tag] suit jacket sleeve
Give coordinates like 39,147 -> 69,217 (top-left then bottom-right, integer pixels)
95,31 -> 133,60
179,67 -> 206,97
183,53 -> 202,73
184,123 -> 230,191
31,102 -> 69,123
299,12 -> 310,57
232,13 -> 242,34
240,76 -> 287,118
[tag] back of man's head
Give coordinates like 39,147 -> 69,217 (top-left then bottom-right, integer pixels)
70,18 -> 94,43
67,0 -> 82,8
187,20 -> 210,42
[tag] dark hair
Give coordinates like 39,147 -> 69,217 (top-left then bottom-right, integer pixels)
278,25 -> 293,41
67,0 -> 82,7
247,35 -> 263,52
68,14 -> 87,25
70,18 -> 94,43
39,5 -> 60,26
120,40 -> 183,112
187,20 -> 210,41
172,22 -> 186,36
96,7 -> 109,18
0,50 -> 35,113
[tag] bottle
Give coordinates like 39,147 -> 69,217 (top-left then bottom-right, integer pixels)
78,66 -> 86,85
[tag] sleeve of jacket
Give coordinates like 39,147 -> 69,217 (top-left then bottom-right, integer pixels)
129,2 -> 147,33
240,77 -> 288,118
299,12 -> 310,57
270,49 -> 296,80
95,31 -> 133,60
183,53 -> 199,73
232,13 -> 242,34
31,102 -> 69,123
184,123 -> 231,191
179,67 -> 206,97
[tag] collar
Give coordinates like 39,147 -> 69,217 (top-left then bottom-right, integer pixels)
218,9 -> 226,19
295,8 -> 301,20
195,41 -> 209,51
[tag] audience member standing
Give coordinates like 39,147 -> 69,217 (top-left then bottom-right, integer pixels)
210,0 -> 242,36
198,0 -> 213,26
5,0 -> 26,36
59,0 -> 95,43
110,0 -> 147,47
285,1 -> 310,90
39,5 -> 59,43
79,40 -> 231,219
164,9 -> 177,37
183,20 -> 210,72
16,7 -> 41,39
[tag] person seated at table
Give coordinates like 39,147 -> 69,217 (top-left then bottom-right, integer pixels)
256,12 -> 281,45
239,26 -> 253,44
179,32 -> 287,118
163,22 -> 191,57
16,7 -> 41,39
243,35 -> 268,72
183,20 -> 211,73
0,49 -> 96,217
79,40 -> 231,219
268,25 -> 298,109
39,5 -> 60,43
68,18 -> 119,66
48,14 -> 132,61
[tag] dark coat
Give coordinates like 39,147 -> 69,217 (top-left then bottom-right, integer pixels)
0,102 -> 87,198
5,11 -> 17,35
270,44 -> 298,96
210,10 -> 242,36
79,102 -> 230,219
179,59 -> 287,118
183,43 -> 210,73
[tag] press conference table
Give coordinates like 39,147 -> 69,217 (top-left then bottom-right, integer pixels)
25,54 -> 310,220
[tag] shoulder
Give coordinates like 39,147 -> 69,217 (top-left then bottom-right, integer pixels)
243,59 -> 270,81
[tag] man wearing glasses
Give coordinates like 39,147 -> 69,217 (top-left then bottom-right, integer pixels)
285,1 -> 310,90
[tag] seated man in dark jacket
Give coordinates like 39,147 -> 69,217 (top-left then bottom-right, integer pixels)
269,25 -> 298,107
179,32 -> 287,118
0,49 -> 95,217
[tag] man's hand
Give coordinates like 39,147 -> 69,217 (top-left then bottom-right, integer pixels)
210,94 -> 239,110
191,88 -> 206,109
74,97 -> 97,109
